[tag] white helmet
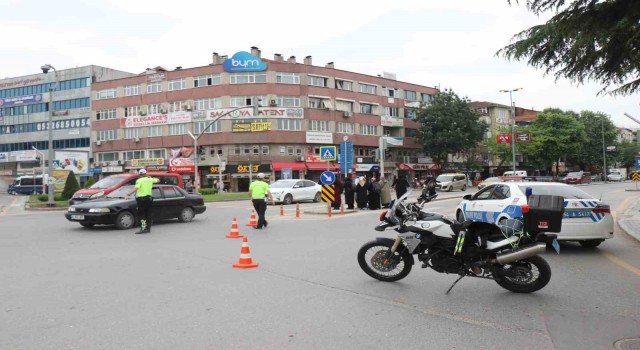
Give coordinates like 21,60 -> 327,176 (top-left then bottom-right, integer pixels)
138,169 -> 147,175
256,173 -> 265,179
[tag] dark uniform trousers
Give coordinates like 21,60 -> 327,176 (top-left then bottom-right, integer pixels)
136,196 -> 153,229
252,198 -> 267,228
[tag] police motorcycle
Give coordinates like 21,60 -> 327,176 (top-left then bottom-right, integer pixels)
357,185 -> 563,294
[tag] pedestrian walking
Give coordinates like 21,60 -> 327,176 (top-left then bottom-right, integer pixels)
216,179 -> 225,193
185,179 -> 193,193
332,177 -> 343,210
368,177 -> 381,210
356,176 -> 369,209
392,175 -> 410,199
125,168 -> 159,234
344,174 -> 355,209
379,176 -> 392,208
249,173 -> 275,229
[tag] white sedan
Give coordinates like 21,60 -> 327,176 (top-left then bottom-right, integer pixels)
455,182 -> 614,247
268,179 -> 322,205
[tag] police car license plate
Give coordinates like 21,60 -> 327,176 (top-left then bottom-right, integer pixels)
71,215 -> 85,220
563,211 -> 591,218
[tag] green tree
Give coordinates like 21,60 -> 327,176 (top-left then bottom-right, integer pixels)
61,171 -> 80,200
501,0 -> 640,95
84,177 -> 95,189
417,89 -> 488,170
573,110 -> 618,171
520,108 -> 586,174
615,141 -> 640,169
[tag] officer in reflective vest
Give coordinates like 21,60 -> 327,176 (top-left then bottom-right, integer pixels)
126,168 -> 160,234
249,173 -> 275,229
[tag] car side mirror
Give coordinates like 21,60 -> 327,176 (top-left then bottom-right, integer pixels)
463,194 -> 472,200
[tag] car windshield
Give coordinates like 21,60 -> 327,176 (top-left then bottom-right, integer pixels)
484,177 -> 499,182
107,185 -> 134,198
269,180 -> 297,189
517,184 -> 592,199
567,172 -> 582,177
436,175 -> 453,182
90,176 -> 127,189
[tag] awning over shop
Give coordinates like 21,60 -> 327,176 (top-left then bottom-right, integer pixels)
271,162 -> 307,171
399,163 -> 439,171
306,162 -> 340,171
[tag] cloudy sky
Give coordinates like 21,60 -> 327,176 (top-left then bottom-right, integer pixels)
1,0 -> 638,128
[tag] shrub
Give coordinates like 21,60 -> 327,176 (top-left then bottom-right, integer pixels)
37,194 -> 48,202
198,188 -> 216,195
54,194 -> 64,201
84,177 -> 95,188
61,171 -> 80,200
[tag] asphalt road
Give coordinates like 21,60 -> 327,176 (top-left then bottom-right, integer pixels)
0,182 -> 639,350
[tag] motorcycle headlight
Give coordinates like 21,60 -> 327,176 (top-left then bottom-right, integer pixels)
89,191 -> 105,199
89,208 -> 110,213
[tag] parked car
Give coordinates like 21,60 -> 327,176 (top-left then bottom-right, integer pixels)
69,172 -> 184,205
7,175 -> 44,195
477,177 -> 501,190
435,173 -> 467,192
456,182 -> 613,247
565,171 -> 592,184
607,170 -> 624,182
556,171 -> 570,183
268,179 -> 322,204
65,185 -> 205,229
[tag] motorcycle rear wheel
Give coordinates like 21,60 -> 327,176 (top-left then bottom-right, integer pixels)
494,255 -> 551,293
357,240 -> 412,282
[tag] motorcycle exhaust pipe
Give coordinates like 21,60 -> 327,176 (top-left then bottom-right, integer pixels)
492,242 -> 547,265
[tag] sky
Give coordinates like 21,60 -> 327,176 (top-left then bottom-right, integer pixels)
1,0 -> 638,128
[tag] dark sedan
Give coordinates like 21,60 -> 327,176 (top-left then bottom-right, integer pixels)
65,185 -> 206,229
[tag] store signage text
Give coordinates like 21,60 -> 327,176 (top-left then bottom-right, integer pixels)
121,112 -> 192,128
208,107 -> 303,120
232,122 -> 271,132
146,73 -> 166,83
170,165 -> 195,173
237,164 -> 260,173
0,94 -> 42,107
223,51 -> 267,72
131,158 -> 165,167
380,115 -> 403,127
0,77 -> 43,88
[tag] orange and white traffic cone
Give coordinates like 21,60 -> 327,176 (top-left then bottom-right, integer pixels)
232,237 -> 259,269
280,204 -> 284,216
327,202 -> 332,218
246,210 -> 257,227
225,217 -> 244,238
295,203 -> 300,218
340,203 -> 345,216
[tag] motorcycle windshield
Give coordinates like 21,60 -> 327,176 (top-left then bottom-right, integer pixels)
386,189 -> 412,221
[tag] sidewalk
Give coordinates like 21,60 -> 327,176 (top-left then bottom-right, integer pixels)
617,192 -> 640,243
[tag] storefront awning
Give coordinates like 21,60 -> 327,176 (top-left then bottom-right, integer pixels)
306,162 -> 340,171
271,162 -> 307,171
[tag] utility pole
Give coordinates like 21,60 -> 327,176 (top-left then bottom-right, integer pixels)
499,88 -> 522,173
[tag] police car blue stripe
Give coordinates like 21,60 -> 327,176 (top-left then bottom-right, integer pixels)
580,201 -> 588,207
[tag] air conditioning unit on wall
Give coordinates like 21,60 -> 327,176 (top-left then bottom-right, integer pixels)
184,104 -> 192,111
269,99 -> 277,107
96,141 -> 102,146
343,111 -> 352,118
134,137 -> 140,143
295,156 -> 305,162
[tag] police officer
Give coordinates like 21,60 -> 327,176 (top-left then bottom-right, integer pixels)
126,168 -> 159,234
249,173 -> 275,229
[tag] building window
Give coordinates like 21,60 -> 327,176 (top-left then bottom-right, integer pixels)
52,98 -> 90,110
335,100 -> 353,112
335,80 -> 352,91
384,107 -> 399,117
360,103 -> 375,114
308,97 -> 332,109
405,128 -> 419,138
96,109 -> 117,120
230,72 -> 267,84
278,119 -> 301,131
386,88 -> 397,98
276,72 -> 300,84
194,98 -> 221,111
421,93 -> 431,102
123,151 -> 144,160
230,96 -> 263,107
405,90 -> 417,101
194,121 -> 221,134
124,85 -> 140,96
148,149 -> 166,158
96,88 -> 116,100
148,104 -> 161,114
309,120 -> 328,132
147,82 -> 162,94
405,109 -> 417,119
359,124 -> 377,136
336,122 -> 354,134
97,129 -> 117,141
168,123 -> 187,135
308,76 -> 327,87
276,96 -> 301,107
359,83 -> 376,94
124,106 -> 141,117
261,146 -> 269,155
193,74 -> 221,87
147,125 -> 162,137
97,152 -> 119,162
287,146 -> 294,155
252,145 -> 260,155
168,101 -> 184,113
168,79 -> 186,91
124,127 -> 141,139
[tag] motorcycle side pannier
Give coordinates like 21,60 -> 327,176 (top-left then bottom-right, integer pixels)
525,194 -> 565,233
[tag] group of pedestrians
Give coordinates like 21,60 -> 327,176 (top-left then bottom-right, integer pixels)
338,174 -> 408,210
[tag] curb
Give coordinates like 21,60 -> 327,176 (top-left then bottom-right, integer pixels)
617,219 -> 640,243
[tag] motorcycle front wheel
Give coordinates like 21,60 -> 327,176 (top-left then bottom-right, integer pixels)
494,255 -> 551,293
357,240 -> 412,282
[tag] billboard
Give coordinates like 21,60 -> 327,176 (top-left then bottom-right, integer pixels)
53,151 -> 89,174
121,112 -> 192,128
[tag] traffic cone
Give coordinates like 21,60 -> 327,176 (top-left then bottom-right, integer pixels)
295,203 -> 300,218
280,204 -> 284,216
225,217 -> 244,238
246,210 -> 257,227
232,237 -> 259,268
327,203 -> 332,217
340,203 -> 345,216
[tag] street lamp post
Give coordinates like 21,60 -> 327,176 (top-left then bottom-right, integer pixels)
32,146 -> 45,195
601,115 -> 607,182
499,88 -> 522,173
41,64 -> 58,206
186,103 -> 260,190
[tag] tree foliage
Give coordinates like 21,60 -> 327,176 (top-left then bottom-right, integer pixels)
417,89 -> 488,169
501,0 -> 640,95
572,110 -> 618,170
520,108 -> 585,172
61,171 -> 80,200
614,141 -> 640,169
84,177 -> 95,189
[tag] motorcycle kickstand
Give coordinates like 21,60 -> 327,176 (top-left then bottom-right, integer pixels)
445,274 -> 466,295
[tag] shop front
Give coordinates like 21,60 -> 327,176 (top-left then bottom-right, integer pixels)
354,164 -> 380,179
398,163 -> 439,182
271,162 -> 306,180
305,162 -> 340,183
203,165 -> 230,191
225,164 -> 271,192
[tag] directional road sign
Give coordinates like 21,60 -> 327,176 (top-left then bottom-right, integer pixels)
319,146 -> 337,161
321,184 -> 335,203
632,172 -> 640,182
320,171 -> 336,185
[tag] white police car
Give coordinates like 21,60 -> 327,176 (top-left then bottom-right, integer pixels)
455,182 -> 614,247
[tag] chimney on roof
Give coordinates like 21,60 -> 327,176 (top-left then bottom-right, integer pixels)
175,66 -> 182,70
325,62 -> 334,69
304,56 -> 312,65
220,55 -> 228,63
250,46 -> 261,58
212,52 -> 219,64
288,56 -> 296,64
274,53 -> 284,62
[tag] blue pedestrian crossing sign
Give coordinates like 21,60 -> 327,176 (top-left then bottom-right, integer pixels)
321,171 -> 336,185
319,146 -> 337,161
